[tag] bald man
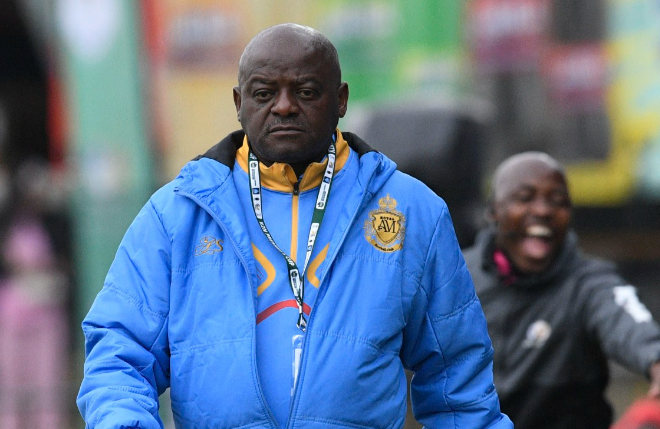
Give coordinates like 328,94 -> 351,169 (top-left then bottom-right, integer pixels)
77,24 -> 512,429
463,151 -> 660,429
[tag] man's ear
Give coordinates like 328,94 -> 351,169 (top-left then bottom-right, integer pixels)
486,202 -> 497,224
233,86 -> 242,121
337,82 -> 349,118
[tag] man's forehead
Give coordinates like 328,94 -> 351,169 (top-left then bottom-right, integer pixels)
241,50 -> 328,86
246,27 -> 316,62
245,74 -> 321,85
246,42 -> 318,68
495,159 -> 566,195
244,44 -> 321,71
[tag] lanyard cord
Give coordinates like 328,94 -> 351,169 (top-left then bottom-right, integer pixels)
248,136 -> 337,331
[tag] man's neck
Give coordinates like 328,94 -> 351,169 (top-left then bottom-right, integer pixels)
291,162 -> 310,179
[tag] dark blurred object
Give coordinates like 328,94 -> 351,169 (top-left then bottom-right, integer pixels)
0,0 -> 48,172
551,0 -> 606,42
611,398 -> 660,429
0,0 -> 44,80
344,99 -> 491,247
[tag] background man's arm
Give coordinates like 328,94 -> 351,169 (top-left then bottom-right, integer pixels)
583,268 -> 660,398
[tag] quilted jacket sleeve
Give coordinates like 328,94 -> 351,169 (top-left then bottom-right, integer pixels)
77,200 -> 172,429
581,259 -> 660,375
400,204 -> 512,429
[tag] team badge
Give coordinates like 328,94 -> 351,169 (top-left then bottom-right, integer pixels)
522,320 -> 552,349
364,194 -> 405,253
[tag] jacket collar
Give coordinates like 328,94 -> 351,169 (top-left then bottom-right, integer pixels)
234,129 -> 351,193
178,129 -> 394,211
193,130 -> 245,167
195,129 -> 376,170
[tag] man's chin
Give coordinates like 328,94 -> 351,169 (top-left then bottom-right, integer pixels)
264,149 -> 312,167
516,255 -> 554,275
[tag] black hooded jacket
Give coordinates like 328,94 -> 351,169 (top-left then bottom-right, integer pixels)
464,228 -> 660,429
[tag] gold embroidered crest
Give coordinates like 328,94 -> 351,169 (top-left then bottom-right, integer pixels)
364,194 -> 405,252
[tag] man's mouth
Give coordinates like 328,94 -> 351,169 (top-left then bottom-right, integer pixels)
526,225 -> 552,238
520,225 -> 554,260
268,124 -> 304,134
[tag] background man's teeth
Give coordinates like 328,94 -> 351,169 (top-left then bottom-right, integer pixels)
528,225 -> 551,237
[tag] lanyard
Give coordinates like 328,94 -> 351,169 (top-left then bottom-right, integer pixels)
248,136 -> 337,331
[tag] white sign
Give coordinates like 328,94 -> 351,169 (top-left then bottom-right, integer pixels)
57,0 -> 123,62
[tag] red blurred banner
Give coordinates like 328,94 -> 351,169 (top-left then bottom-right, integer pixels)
467,0 -> 550,73
542,43 -> 608,112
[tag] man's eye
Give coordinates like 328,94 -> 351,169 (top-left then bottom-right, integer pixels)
254,90 -> 272,100
550,194 -> 570,207
513,193 -> 533,203
298,89 -> 316,98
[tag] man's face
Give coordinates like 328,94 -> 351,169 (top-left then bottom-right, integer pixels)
233,38 -> 348,169
491,160 -> 572,274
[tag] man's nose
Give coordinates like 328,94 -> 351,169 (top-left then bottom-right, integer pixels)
530,198 -> 553,217
271,90 -> 299,116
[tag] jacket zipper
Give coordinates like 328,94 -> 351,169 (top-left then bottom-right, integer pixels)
291,181 -> 300,262
284,158 -> 382,429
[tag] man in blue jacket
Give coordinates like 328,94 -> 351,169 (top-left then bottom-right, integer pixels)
77,23 -> 512,429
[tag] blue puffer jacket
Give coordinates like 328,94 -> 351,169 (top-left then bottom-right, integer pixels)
77,131 -> 512,429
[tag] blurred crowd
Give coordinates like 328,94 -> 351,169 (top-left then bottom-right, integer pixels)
0,156 -> 73,428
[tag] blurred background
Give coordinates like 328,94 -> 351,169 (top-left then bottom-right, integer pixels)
0,0 -> 658,427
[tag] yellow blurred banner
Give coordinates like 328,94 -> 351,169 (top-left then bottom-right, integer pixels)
145,0 -> 323,180
567,0 -> 660,205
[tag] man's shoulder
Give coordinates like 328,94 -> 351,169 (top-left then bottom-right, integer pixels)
340,131 -> 376,157
148,151 -> 237,214
171,131 -> 245,190
462,243 -> 491,294
570,253 -> 622,289
193,130 -> 245,166
462,230 -> 491,267
385,169 -> 448,213
341,131 -> 440,203
462,244 -> 481,266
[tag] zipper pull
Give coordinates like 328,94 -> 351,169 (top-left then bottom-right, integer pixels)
293,181 -> 300,196
291,334 -> 304,397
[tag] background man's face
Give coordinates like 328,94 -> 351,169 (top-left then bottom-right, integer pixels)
233,37 -> 348,168
491,161 -> 572,274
